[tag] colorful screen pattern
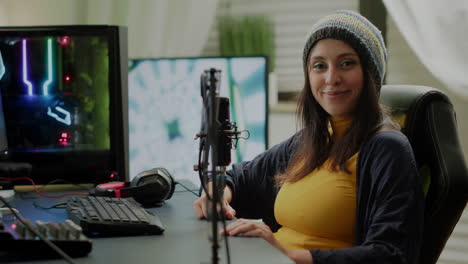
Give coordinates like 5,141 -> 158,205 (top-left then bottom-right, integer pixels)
128,57 -> 268,184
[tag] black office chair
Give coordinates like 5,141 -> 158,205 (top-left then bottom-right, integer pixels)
380,85 -> 468,264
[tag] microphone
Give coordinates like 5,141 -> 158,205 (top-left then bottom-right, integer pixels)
216,97 -> 231,167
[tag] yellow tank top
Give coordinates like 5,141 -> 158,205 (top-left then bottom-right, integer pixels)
273,118 -> 358,250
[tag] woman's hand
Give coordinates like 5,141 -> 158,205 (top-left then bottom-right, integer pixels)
193,184 -> 236,220
222,218 -> 276,243
222,218 -> 313,264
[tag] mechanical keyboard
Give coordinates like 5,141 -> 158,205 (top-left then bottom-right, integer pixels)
66,195 -> 165,237
0,218 -> 92,260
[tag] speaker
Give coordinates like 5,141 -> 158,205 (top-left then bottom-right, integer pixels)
93,167 -> 175,206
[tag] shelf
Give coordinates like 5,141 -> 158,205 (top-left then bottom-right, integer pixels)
269,102 -> 296,113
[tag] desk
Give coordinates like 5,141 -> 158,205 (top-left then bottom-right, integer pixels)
5,184 -> 293,264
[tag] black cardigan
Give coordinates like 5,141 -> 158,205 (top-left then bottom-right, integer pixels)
225,130 -> 424,264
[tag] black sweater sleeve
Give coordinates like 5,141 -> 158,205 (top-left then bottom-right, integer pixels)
225,133 -> 299,230
311,131 -> 424,264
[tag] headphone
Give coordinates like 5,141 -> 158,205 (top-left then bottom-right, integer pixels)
93,167 -> 175,206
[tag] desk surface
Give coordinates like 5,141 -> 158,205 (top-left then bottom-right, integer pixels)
5,184 -> 292,264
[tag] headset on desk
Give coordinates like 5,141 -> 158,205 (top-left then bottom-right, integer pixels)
92,167 -> 176,206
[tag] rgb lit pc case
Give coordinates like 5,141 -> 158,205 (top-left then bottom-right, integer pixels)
0,25 -> 128,184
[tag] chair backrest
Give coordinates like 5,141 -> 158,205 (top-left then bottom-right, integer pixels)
380,85 -> 468,264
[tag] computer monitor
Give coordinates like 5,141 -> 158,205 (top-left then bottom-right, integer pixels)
128,56 -> 268,184
0,25 -> 129,184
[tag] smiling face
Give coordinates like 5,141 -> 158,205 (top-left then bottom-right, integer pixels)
308,39 -> 364,120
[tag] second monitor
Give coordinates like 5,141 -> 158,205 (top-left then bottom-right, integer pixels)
128,56 -> 269,184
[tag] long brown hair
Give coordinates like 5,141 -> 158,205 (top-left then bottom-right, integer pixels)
276,66 -> 394,186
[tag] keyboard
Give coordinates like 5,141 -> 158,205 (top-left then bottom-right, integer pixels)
0,218 -> 92,261
66,196 -> 165,237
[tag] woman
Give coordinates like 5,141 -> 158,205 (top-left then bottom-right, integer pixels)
194,10 -> 424,264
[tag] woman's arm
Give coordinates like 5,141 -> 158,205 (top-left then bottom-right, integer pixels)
194,132 -> 299,223
226,133 -> 300,227
193,183 -> 235,219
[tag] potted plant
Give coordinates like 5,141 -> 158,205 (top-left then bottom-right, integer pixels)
218,15 -> 277,105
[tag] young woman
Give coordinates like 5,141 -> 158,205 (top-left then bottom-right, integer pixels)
194,10 -> 424,264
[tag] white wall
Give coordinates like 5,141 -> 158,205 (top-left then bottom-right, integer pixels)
269,109 -> 297,146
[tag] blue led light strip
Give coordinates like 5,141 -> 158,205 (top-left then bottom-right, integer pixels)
21,39 -> 34,96
42,38 -> 53,96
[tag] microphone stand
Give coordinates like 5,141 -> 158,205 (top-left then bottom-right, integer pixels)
196,68 -> 244,264
197,68 -> 224,264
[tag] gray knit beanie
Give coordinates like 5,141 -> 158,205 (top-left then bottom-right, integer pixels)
303,10 -> 387,91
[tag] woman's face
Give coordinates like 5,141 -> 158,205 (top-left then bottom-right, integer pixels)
308,39 -> 364,120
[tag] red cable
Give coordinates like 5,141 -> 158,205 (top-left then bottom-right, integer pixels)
0,176 -> 89,198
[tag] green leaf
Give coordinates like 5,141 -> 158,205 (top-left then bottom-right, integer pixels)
218,15 -> 275,72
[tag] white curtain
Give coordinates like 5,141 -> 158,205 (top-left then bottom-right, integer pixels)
383,0 -> 468,99
0,0 -> 218,58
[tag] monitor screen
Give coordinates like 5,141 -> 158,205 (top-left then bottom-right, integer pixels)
0,25 -> 128,184
128,57 -> 268,185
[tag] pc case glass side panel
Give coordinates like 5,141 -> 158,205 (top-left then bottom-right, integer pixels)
0,25 -> 127,184
0,34 -> 110,153
0,50 -> 7,154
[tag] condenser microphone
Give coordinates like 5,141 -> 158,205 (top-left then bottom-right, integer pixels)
216,97 -> 231,167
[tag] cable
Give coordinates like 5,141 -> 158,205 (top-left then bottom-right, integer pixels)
175,181 -> 200,197
223,221 -> 231,264
0,195 -> 77,264
199,111 -> 213,201
33,201 -> 67,210
0,177 -> 89,198
198,138 -> 210,198
37,179 -> 94,192
219,193 -> 231,264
